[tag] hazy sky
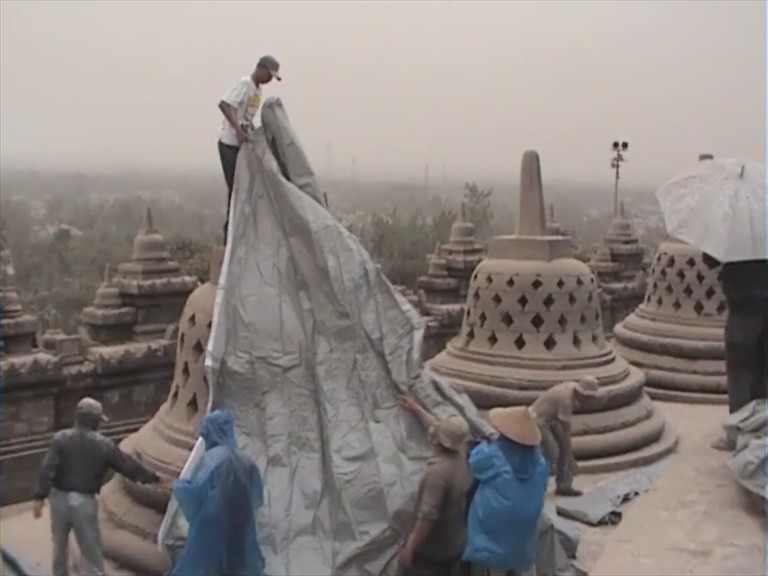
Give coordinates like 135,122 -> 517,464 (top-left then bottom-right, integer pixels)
0,1 -> 764,185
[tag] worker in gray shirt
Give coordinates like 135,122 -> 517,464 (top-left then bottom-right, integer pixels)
33,397 -> 169,576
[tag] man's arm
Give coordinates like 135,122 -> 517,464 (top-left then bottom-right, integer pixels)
35,439 -> 60,501
402,466 -> 446,566
399,396 -> 437,431
106,442 -> 160,485
218,80 -> 250,143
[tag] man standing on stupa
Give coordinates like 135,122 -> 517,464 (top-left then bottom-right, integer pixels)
217,55 -> 282,243
528,377 -> 599,497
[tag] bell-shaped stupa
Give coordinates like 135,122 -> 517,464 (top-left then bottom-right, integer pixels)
427,151 -> 677,472
97,247 -> 224,575
613,154 -> 727,404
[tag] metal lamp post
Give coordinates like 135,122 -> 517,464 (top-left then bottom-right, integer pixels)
611,141 -> 629,216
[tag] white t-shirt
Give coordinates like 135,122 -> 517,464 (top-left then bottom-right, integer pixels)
218,76 -> 262,146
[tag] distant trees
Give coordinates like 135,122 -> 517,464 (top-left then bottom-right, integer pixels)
463,182 -> 494,239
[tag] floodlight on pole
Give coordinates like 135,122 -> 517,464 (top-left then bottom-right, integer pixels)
610,141 -> 629,216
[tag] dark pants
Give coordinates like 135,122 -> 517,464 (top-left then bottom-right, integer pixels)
537,420 -> 574,490
218,140 -> 240,243
724,308 -> 768,413
400,555 -> 459,576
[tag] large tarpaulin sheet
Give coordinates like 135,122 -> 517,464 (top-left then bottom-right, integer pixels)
160,98 -> 577,576
723,400 -> 768,503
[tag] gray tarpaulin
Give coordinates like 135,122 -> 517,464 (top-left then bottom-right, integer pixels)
723,400 -> 768,503
161,97 -> 577,576
555,459 -> 671,527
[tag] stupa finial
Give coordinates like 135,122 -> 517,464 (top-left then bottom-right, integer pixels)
144,206 -> 155,232
516,150 -> 546,236
103,263 -> 112,284
434,243 -> 442,258
549,203 -> 556,221
460,201 -> 467,222
699,153 -> 714,162
619,201 -> 626,219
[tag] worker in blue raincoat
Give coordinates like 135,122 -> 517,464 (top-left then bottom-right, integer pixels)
463,407 -> 549,576
171,409 -> 265,576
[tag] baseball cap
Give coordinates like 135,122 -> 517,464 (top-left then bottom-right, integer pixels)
76,397 -> 110,423
258,55 -> 281,81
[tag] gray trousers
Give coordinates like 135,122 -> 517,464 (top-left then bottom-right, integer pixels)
49,489 -> 105,576
725,311 -> 768,414
537,420 -> 574,490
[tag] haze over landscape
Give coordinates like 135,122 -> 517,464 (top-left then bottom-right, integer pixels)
0,1 -> 765,185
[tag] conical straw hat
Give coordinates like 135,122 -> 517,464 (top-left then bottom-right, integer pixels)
488,406 -> 541,446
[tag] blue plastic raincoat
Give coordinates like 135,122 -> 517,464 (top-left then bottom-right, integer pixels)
462,437 -> 549,572
171,410 -> 265,576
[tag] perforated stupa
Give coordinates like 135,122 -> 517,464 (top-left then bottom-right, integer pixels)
427,150 -> 677,472
612,153 -> 727,404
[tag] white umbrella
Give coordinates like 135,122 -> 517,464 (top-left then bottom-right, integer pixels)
655,157 -> 767,263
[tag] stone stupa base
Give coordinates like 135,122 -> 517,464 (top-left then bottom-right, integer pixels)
614,319 -> 727,406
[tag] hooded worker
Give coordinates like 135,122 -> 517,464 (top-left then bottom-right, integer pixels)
528,377 -> 600,497
397,396 -> 473,576
463,406 -> 548,576
171,410 -> 265,576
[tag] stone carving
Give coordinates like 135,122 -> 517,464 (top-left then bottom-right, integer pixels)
614,240 -> 727,403
589,201 -> 647,336
1,209 -> 194,506
545,203 -> 565,236
97,247 -> 224,575
428,150 -> 678,472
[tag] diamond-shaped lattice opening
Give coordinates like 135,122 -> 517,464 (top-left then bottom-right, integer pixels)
465,327 -> 475,346
568,292 -> 577,306
501,311 -> 514,329
703,256 -> 719,270
660,268 -> 668,280
696,270 -> 706,284
594,309 -> 600,322
590,276 -> 595,285
472,289 -> 481,304
181,361 -> 191,386
591,333 -> 599,346
686,257 -> 697,268
191,339 -> 205,363
579,312 -> 588,325
645,294 -> 652,304
716,301 -> 727,314
169,386 -> 179,409
692,300 -> 705,316
473,271 -> 479,282
676,269 -> 686,282
655,253 -> 663,264
704,286 -> 716,300
576,276 -> 584,287
651,281 -> 659,294
572,332 -> 582,350
531,278 -> 543,291
514,333 -> 526,351
655,296 -> 663,307
485,274 -> 494,286
478,311 -> 488,328
672,299 -> 682,311
666,256 -> 676,267
465,308 -> 471,320
664,284 -> 674,295
506,276 -> 516,288
188,313 -> 197,328
682,284 -> 694,298
530,312 -> 545,331
542,293 -> 555,310
557,313 -> 568,332
587,291 -> 594,303
179,332 -> 185,349
206,320 -> 212,330
556,278 -> 565,289
185,393 -> 199,421
517,294 -> 529,310
543,334 -> 558,352
487,331 -> 499,348
492,293 -> 503,307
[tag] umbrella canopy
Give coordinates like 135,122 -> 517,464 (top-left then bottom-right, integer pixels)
655,158 -> 767,263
